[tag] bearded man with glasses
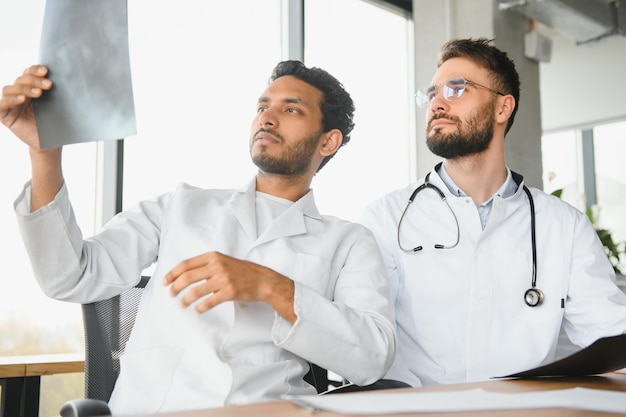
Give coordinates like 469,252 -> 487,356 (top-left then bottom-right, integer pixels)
360,37 -> 626,387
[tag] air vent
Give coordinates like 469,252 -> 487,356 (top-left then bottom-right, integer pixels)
498,0 -> 624,44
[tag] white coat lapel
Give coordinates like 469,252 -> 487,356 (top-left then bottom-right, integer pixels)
255,189 -> 322,248
229,180 -> 322,247
228,180 -> 258,241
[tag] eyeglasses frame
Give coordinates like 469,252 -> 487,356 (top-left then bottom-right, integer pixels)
416,77 -> 505,108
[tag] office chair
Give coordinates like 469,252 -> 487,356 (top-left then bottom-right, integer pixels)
59,276 -> 408,417
59,276 -> 150,417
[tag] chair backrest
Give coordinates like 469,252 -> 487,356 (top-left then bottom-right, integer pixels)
81,276 -> 149,401
80,275 -> 332,400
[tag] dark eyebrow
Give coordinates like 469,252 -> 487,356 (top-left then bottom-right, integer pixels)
285,97 -> 305,105
257,96 -> 307,106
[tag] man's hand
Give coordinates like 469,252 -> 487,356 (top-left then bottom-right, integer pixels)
0,65 -> 51,149
1,65 -> 63,212
163,251 -> 296,323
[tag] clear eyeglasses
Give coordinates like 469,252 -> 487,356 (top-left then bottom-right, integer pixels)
415,76 -> 504,108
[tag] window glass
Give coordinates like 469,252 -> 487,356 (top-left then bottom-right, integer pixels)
542,122 -> 626,275
541,129 -> 584,210
593,121 -> 626,244
122,0 -> 282,206
1,1 -> 95,411
0,0 -> 94,357
304,0 -> 413,221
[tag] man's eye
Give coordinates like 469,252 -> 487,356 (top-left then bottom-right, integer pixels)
287,108 -> 299,113
257,107 -> 267,113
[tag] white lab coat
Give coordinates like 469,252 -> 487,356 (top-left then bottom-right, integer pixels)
360,167 -> 626,387
15,179 -> 396,414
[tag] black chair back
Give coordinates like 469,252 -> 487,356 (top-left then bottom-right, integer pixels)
81,276 -> 149,401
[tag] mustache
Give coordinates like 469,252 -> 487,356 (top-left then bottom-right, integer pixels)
254,128 -> 283,142
428,113 -> 460,130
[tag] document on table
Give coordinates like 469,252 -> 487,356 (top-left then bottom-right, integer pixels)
33,0 -> 136,149
285,334 -> 626,415
500,333 -> 626,378
284,387 -> 626,415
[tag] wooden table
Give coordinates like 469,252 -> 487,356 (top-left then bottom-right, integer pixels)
0,353 -> 84,417
125,372 -> 626,417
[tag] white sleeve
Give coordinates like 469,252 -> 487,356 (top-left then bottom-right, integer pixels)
14,180 -> 166,303
360,200 -> 402,306
563,209 -> 626,346
271,230 -> 397,386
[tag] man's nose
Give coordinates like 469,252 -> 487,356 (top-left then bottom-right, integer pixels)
429,89 -> 449,112
259,108 -> 276,127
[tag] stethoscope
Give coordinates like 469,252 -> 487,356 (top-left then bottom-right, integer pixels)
397,170 -> 544,307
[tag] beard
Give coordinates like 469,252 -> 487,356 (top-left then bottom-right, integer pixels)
426,99 -> 495,159
251,128 -> 323,176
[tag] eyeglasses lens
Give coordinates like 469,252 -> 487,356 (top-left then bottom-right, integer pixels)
443,78 -> 466,101
416,77 -> 467,108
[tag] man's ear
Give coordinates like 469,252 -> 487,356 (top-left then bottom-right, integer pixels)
496,95 -> 515,125
319,129 -> 343,157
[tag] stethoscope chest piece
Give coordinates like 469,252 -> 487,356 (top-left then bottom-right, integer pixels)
524,288 -> 544,307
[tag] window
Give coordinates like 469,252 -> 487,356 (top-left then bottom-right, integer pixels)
122,0 -> 414,223
305,0 -> 414,220
541,129 -> 581,207
1,2 -> 94,412
542,120 -> 626,273
0,0 -> 90,357
122,1 -> 282,206
593,121 -> 626,244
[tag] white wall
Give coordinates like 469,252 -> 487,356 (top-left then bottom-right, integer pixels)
540,32 -> 626,132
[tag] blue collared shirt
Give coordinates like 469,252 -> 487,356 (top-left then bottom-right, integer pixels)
437,165 -> 518,230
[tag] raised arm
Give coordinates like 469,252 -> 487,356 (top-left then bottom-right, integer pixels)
1,65 -> 63,211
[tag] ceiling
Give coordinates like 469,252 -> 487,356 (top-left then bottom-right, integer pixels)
381,0 -> 625,44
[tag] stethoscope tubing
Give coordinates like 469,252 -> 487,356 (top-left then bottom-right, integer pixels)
397,174 -> 460,252
397,171 -> 544,307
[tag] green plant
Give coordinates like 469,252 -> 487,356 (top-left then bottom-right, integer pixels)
551,188 -> 625,275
